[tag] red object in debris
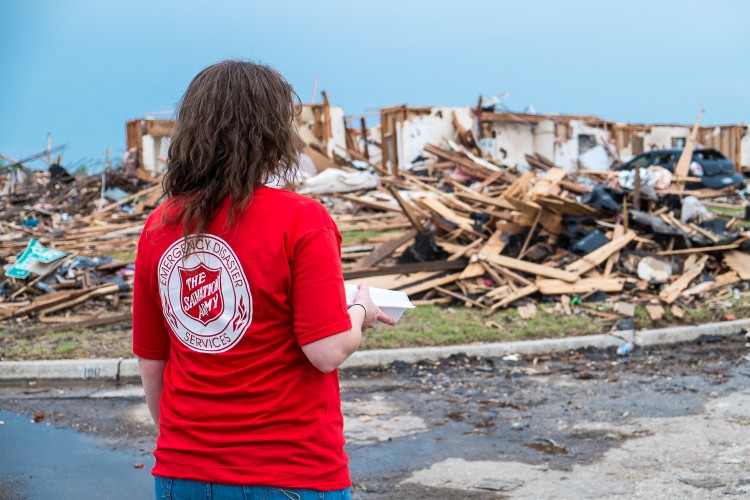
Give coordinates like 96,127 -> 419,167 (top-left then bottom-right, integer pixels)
724,313 -> 737,321
33,411 -> 45,423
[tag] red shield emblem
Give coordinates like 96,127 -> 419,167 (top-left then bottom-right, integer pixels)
179,264 -> 224,326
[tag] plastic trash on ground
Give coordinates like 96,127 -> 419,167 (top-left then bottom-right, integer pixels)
299,168 -> 379,195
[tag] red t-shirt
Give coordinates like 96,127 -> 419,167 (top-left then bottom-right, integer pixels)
132,187 -> 352,490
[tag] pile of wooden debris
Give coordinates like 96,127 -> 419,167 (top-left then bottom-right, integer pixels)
2,115 -> 749,332
325,141 -> 750,325
0,164 -> 161,330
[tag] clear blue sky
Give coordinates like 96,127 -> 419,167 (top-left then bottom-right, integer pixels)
1,0 -> 747,169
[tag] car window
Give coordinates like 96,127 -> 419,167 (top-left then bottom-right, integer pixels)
652,153 -> 675,167
693,149 -> 726,161
629,154 -> 652,169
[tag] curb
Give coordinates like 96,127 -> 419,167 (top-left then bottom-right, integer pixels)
1,318 -> 749,383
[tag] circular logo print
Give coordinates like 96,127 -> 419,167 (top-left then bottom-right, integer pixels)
157,235 -> 252,353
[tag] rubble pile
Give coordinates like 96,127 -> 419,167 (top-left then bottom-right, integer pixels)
0,163 -> 161,330
317,142 -> 750,325
2,103 -> 749,331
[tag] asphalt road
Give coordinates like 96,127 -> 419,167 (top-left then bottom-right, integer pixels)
1,333 -> 749,499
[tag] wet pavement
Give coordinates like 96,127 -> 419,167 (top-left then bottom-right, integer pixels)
0,410 -> 154,499
1,333 -> 750,499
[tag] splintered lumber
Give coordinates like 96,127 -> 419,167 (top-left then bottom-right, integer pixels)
485,284 -> 539,315
344,259 -> 467,280
673,110 -> 702,188
481,253 -> 579,282
387,186 -> 426,232
416,197 -> 475,232
94,184 -> 162,215
345,271 -> 440,290
336,194 -> 402,212
603,224 -> 625,277
354,230 -> 416,268
450,181 -> 516,211
422,144 -> 497,177
536,278 -> 626,295
35,283 -> 120,316
460,230 -> 506,279
0,283 -> 120,321
447,238 -> 482,261
688,223 -> 719,243
564,231 -> 636,275
656,242 -> 744,256
659,255 -> 709,304
41,313 -> 130,329
434,286 -> 486,309
528,167 -> 566,199
723,251 -> 750,280
401,273 -> 463,295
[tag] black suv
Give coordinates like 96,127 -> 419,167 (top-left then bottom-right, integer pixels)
618,148 -> 745,190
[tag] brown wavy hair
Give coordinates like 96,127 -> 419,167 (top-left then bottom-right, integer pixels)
161,60 -> 302,249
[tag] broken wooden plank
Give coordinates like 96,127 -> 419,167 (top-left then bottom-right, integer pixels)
536,278 -> 625,295
343,259 -> 467,280
386,186 -> 427,232
564,231 -> 636,275
484,284 -> 539,315
656,242 -> 744,256
659,255 -> 709,304
416,197 -> 475,232
336,193 -> 403,213
603,224 -> 625,277
672,110 -> 702,189
723,251 -> 750,280
401,273 -> 463,296
354,230 -> 416,268
481,253 -> 579,282
688,223 -> 719,243
434,286 -> 487,309
459,230 -> 506,279
345,271 -> 440,290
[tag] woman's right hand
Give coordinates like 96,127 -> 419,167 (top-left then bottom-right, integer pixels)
352,282 -> 397,331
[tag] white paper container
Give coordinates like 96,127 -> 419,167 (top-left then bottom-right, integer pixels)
344,284 -> 416,322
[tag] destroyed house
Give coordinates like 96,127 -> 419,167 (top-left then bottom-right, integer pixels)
477,110 -> 748,173
125,99 -> 349,178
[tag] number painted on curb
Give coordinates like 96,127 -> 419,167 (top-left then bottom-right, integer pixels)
83,366 -> 101,379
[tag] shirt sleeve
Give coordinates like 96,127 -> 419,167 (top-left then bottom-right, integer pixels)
132,240 -> 171,360
292,227 -> 352,346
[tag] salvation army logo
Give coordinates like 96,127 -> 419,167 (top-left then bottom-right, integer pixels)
157,235 -> 252,353
179,264 -> 224,326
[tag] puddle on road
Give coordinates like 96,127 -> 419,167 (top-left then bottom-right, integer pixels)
523,438 -> 569,455
0,411 -> 154,500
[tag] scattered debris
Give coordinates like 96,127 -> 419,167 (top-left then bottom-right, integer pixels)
2,105 -> 749,333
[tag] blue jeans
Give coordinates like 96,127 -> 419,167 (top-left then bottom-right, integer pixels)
154,477 -> 352,500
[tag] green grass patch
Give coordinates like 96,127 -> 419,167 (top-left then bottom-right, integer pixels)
631,298 -> 750,330
110,251 -> 136,261
708,206 -> 750,227
341,230 -> 402,246
360,304 -> 607,350
1,298 -> 748,360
